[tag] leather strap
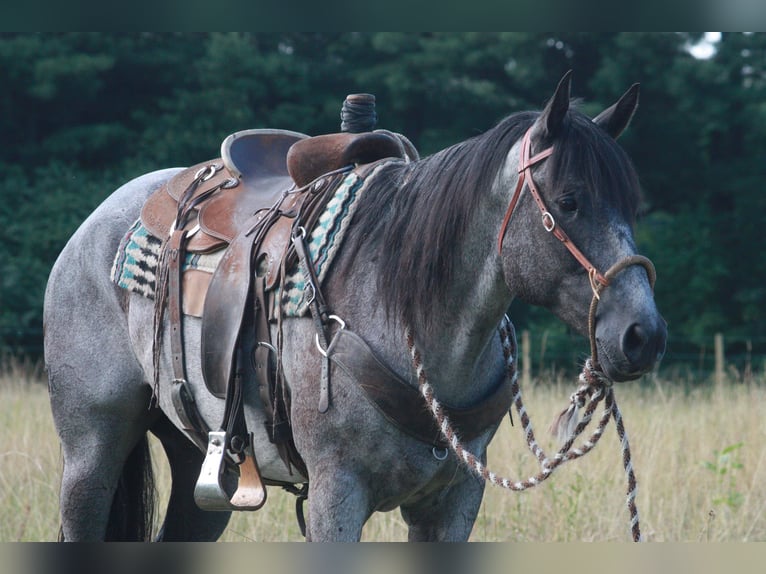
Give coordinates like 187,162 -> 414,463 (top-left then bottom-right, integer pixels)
496,127 -> 609,289
170,380 -> 211,451
253,275 -> 300,474
167,228 -> 188,383
326,329 -> 513,447
283,172 -> 351,413
292,228 -> 332,412
497,134 -> 554,255
167,221 -> 215,451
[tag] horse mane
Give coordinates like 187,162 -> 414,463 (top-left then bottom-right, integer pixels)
342,107 -> 641,333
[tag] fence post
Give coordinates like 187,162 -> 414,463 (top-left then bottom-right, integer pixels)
522,330 -> 531,386
714,332 -> 725,387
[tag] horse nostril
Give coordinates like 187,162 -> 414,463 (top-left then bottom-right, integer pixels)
622,323 -> 649,366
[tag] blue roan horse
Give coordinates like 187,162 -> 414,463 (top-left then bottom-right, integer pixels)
44,73 -> 666,541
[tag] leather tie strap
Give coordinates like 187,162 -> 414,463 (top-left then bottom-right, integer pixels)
292,226 -> 332,413
167,228 -> 188,383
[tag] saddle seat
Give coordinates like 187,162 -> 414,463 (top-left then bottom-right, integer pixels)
141,129 -> 308,253
141,128 -> 412,255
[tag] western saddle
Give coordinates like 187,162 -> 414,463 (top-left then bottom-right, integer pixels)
142,97 -> 513,529
142,101 -> 419,517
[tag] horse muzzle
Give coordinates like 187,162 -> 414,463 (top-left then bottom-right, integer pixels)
596,314 -> 667,382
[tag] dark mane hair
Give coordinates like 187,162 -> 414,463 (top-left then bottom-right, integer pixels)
341,107 -> 641,332
551,111 -> 641,223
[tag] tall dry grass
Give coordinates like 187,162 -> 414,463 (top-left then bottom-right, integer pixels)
1,358 -> 764,542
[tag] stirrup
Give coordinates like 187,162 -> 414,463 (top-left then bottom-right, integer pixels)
194,431 -> 267,511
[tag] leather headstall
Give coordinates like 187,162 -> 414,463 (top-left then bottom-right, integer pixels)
496,127 -> 609,293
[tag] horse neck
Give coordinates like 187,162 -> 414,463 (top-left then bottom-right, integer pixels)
413,185 -> 514,406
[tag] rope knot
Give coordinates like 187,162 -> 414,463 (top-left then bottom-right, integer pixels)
581,357 -> 613,388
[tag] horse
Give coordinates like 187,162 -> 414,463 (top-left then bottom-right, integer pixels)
44,72 -> 666,541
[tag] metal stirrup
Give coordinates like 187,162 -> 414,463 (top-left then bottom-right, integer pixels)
194,431 -> 267,511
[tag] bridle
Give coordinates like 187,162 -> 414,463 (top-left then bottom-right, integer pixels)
497,126 -> 609,294
495,123 -> 657,369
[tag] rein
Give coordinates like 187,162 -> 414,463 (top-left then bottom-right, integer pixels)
406,319 -> 643,542
406,126 -> 658,542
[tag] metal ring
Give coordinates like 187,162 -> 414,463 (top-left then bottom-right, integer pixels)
542,211 -> 556,232
168,221 -> 200,238
252,342 -> 277,374
315,337 -> 328,357
314,315 -> 347,358
256,341 -> 277,354
432,446 -> 449,461
194,165 -> 217,182
292,226 -> 306,242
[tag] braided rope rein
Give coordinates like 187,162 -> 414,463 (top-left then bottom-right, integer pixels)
404,258 -> 654,542
406,322 -> 641,541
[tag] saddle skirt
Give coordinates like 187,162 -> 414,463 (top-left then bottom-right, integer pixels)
110,219 -> 224,317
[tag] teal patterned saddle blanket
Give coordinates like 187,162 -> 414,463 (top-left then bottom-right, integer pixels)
111,168 -> 371,318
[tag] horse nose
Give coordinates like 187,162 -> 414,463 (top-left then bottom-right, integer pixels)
621,319 -> 667,371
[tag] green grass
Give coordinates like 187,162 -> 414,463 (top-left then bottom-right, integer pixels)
1,362 -> 764,542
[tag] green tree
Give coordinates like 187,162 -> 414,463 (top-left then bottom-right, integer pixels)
2,33 -> 765,368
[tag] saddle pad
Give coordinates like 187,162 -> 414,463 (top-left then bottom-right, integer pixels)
275,169 -> 367,318
110,219 -> 224,303
111,162 -> 386,319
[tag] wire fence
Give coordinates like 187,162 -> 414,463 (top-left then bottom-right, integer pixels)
3,325 -> 766,384
516,329 -> 766,384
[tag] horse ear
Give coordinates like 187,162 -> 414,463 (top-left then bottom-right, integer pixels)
593,83 -> 640,139
533,70 -> 572,141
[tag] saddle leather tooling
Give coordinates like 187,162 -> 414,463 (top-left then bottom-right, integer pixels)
142,129 -> 306,254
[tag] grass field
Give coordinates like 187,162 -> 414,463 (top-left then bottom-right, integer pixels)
1,360 -> 764,542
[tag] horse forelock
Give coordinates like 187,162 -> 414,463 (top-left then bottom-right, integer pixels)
342,107 -> 640,332
550,110 -> 642,223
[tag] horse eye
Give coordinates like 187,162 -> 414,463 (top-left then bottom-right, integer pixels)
557,195 -> 578,213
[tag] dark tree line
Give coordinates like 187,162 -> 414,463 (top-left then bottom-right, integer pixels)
1,33 -> 764,368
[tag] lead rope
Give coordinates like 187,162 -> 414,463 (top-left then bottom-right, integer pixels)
406,256 -> 655,542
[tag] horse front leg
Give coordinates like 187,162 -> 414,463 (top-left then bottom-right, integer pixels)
304,464 -> 373,541
400,469 -> 486,541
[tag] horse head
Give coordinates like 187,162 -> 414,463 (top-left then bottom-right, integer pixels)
500,72 -> 667,382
